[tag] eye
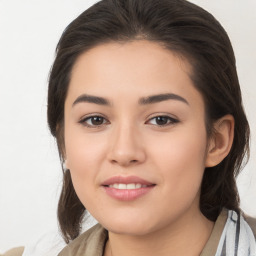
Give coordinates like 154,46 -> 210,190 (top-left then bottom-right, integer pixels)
146,115 -> 179,126
79,115 -> 109,128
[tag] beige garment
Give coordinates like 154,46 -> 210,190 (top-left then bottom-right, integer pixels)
58,224 -> 108,256
200,209 -> 227,256
244,214 -> 256,239
0,247 -> 24,256
58,209 -> 229,256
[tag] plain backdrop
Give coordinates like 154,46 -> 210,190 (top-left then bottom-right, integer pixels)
0,0 -> 255,253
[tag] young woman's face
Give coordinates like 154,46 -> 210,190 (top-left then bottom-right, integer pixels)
64,40 -> 210,235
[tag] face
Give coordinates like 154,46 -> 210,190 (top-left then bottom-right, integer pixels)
64,40 -> 209,236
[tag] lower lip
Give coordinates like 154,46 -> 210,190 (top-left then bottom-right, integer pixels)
103,186 -> 155,201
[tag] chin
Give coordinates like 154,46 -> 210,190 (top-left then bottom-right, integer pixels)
98,214 -> 159,236
106,223 -> 153,236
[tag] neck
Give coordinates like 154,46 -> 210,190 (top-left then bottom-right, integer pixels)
105,209 -> 214,256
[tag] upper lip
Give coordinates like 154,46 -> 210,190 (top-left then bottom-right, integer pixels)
102,176 -> 154,186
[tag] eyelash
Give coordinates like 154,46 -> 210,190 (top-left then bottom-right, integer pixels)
146,115 -> 179,126
78,115 -> 179,128
79,115 -> 109,128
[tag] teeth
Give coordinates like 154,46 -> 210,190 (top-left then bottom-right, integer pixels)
119,184 -> 127,189
135,184 -> 142,189
126,183 -> 136,189
113,183 -> 119,189
109,183 -> 147,189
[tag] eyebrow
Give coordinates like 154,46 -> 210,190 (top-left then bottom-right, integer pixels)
72,93 -> 189,107
72,94 -> 111,106
139,93 -> 189,105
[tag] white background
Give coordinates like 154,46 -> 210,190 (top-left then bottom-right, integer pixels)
0,0 -> 255,253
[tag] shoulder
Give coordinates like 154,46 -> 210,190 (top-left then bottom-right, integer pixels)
212,210 -> 256,255
58,223 -> 107,256
243,213 -> 256,239
1,247 -> 24,256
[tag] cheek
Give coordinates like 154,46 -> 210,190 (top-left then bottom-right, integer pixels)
65,143 -> 101,210
65,123 -> 106,170
64,126 -> 107,202
150,125 -> 208,197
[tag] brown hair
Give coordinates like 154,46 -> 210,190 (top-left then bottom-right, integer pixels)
47,0 -> 250,243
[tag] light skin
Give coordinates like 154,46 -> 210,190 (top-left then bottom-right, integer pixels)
64,40 -> 234,256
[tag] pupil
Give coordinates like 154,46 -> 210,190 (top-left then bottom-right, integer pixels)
156,116 -> 168,125
92,116 -> 103,125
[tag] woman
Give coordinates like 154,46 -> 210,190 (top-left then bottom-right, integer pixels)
47,0 -> 255,255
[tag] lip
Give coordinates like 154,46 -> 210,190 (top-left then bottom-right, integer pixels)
102,175 -> 154,186
102,176 -> 155,201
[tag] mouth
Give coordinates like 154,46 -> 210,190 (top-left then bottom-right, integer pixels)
102,176 -> 156,201
105,183 -> 153,189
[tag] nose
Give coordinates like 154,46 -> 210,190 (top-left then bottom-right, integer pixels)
107,124 -> 146,167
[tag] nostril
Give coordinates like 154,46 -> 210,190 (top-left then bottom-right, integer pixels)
110,158 -> 138,166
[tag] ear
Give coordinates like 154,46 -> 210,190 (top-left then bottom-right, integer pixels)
205,115 -> 234,167
63,159 -> 70,170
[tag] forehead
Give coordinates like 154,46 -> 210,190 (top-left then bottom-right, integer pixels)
67,40 -> 204,111
72,40 -> 193,78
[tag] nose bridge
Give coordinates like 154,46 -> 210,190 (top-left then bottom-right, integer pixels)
108,119 -> 145,166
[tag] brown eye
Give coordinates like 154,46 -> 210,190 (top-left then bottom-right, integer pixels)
79,115 -> 108,127
90,116 -> 105,125
155,116 -> 169,125
147,115 -> 179,126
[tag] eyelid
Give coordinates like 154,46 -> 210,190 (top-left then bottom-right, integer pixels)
78,113 -> 110,128
145,114 -> 180,126
77,113 -> 179,128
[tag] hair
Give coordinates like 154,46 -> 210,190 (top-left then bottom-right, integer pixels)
47,0 -> 250,243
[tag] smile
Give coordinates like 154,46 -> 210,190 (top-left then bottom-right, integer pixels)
102,176 -> 155,201
108,183 -> 149,189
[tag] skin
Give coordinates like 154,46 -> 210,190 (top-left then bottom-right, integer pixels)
64,40 -> 234,256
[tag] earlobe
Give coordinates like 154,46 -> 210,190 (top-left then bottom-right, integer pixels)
205,115 -> 235,167
64,159 -> 69,170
